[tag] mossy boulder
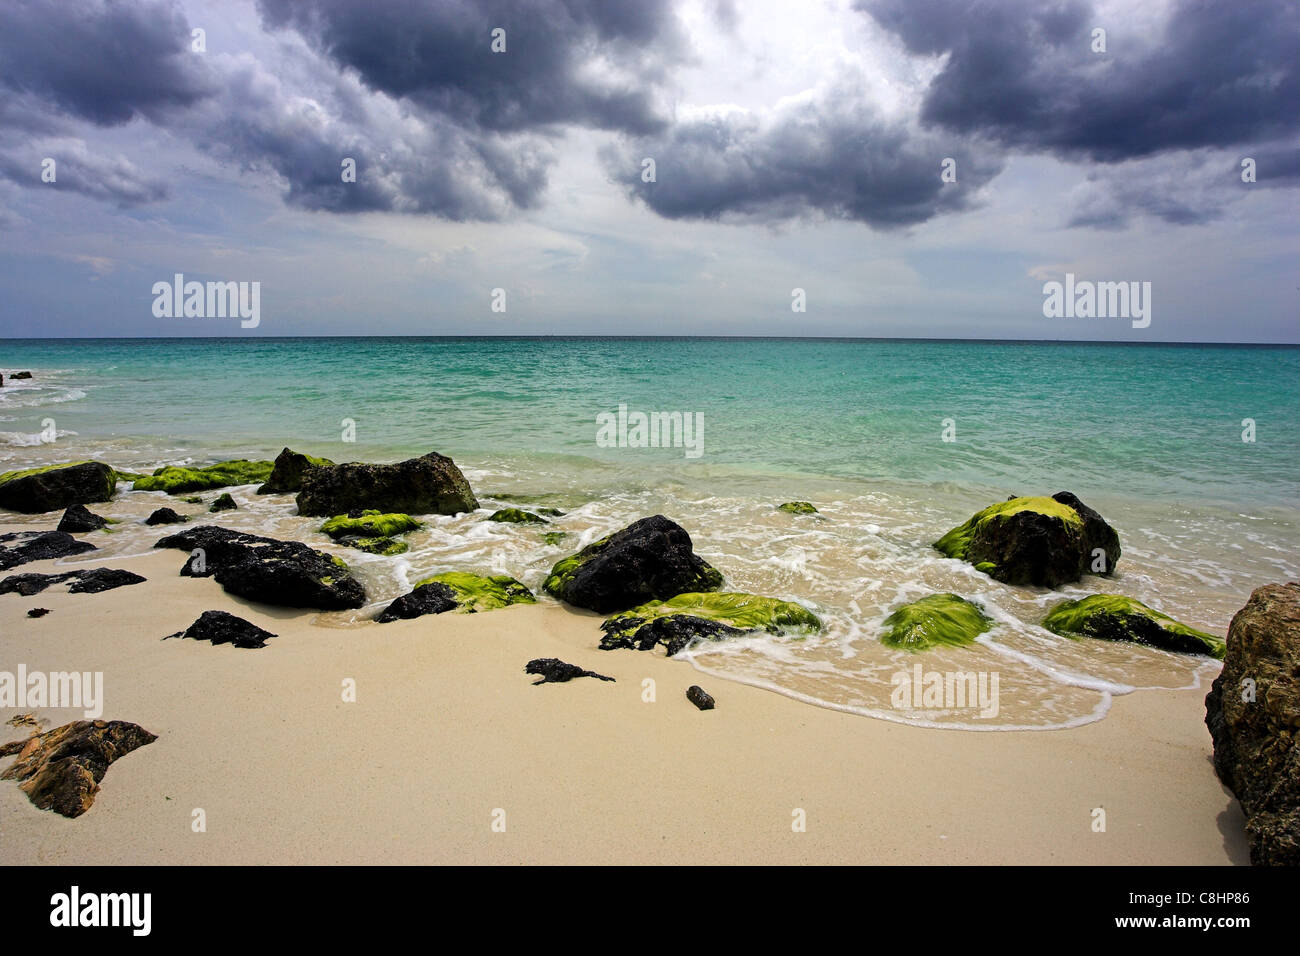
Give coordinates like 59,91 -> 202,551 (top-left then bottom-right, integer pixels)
934,491 -> 1120,588
880,593 -> 993,651
1043,594 -> 1224,658
486,508 -> 548,524
341,536 -> 409,556
0,461 -> 117,513
412,571 -> 536,613
132,459 -> 274,495
296,451 -> 478,517
320,511 -> 421,539
256,448 -> 335,494
777,501 -> 818,515
543,515 -> 724,614
600,590 -> 821,655
209,493 -> 237,512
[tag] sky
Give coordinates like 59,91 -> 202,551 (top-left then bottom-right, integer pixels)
0,0 -> 1296,342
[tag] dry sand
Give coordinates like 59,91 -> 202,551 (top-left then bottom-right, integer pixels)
0,537 -> 1248,865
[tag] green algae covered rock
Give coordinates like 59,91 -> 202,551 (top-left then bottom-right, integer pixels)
487,508 -> 548,524
934,491 -> 1120,588
1043,594 -> 1224,658
880,593 -> 993,651
777,501 -> 818,515
320,510 -> 421,540
542,531 -> 568,546
600,591 -> 819,655
344,536 -> 409,556
133,459 -> 274,494
412,571 -> 536,612
0,461 -> 117,513
209,492 -> 237,512
256,448 -> 335,494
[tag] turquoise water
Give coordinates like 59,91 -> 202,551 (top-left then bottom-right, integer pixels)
2,337 -> 1297,728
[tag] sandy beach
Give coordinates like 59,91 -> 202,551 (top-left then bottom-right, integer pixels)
0,535 -> 1248,866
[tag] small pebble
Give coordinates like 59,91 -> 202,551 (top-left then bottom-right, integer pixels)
687,685 -> 715,710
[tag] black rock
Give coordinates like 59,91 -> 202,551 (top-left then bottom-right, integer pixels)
145,507 -> 187,525
154,525 -> 366,610
543,515 -> 724,614
599,613 -> 750,656
0,531 -> 97,572
255,447 -> 334,494
27,608 -> 50,618
687,685 -> 715,710
1051,491 -> 1122,576
0,567 -> 145,597
9,371 -> 32,379
375,582 -> 460,622
56,504 -> 109,533
0,461 -> 117,513
296,451 -> 478,517
209,492 -> 237,512
524,658 -> 615,685
165,610 -> 277,649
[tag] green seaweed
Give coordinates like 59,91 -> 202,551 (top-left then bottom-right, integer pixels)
342,536 -> 409,556
320,510 -> 421,539
934,496 -> 1083,561
486,507 -> 548,524
413,571 -> 536,612
0,460 -> 96,484
542,531 -> 569,546
880,593 -> 993,651
605,591 -> 822,640
132,459 -> 274,494
1042,594 -> 1224,659
777,501 -> 818,515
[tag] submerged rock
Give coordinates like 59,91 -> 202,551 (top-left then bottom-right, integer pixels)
0,719 -> 157,818
0,461 -> 117,513
777,501 -> 818,515
132,459 -> 274,494
687,685 -> 716,710
934,492 -> 1120,588
525,658 -> 615,685
1043,594 -> 1224,658
145,507 -> 187,526
154,525 -> 366,610
165,610 -> 277,649
543,515 -> 724,614
0,531 -> 97,571
375,582 -> 460,622
256,448 -> 335,494
600,591 -> 821,655
487,508 -> 547,524
880,593 -> 993,651
296,451 -> 478,517
1205,582 -> 1300,866
56,504 -> 109,533
542,531 -> 569,546
209,492 -> 237,512
340,536 -> 409,556
0,568 -> 145,597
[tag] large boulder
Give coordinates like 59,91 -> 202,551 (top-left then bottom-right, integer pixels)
1044,594 -> 1224,658
256,448 -> 335,494
296,451 -> 478,517
0,531 -> 97,571
0,719 -> 157,818
934,492 -> 1120,588
154,525 -> 366,610
1205,582 -> 1300,866
0,461 -> 117,513
543,515 -> 724,614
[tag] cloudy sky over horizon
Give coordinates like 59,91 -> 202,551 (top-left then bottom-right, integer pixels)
0,0 -> 1296,341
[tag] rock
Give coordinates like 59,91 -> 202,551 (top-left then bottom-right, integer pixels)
209,492 -> 237,512
777,501 -> 818,515
132,459 -> 274,494
256,448 -> 335,494
338,536 -> 409,556
687,685 -> 715,710
487,508 -> 547,524
1044,594 -> 1224,658
524,658 -> 615,685
374,582 -> 460,622
9,371 -> 32,379
145,507 -> 187,525
296,451 -> 478,517
933,492 -> 1120,587
165,610 -> 277,649
599,591 -> 821,654
0,568 -> 145,597
56,504 -> 109,533
181,496 -> 203,504
319,510 -> 421,539
412,572 -> 536,613
543,515 -> 724,614
0,531 -> 97,571
27,608 -> 50,618
0,461 -> 117,513
0,719 -> 157,818
542,531 -> 568,546
536,507 -> 566,517
154,525 -> 366,610
880,593 -> 993,651
1205,582 -> 1300,865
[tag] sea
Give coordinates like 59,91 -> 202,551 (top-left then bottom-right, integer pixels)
2,336 -> 1296,730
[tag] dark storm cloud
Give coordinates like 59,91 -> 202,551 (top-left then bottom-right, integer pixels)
0,0 -> 213,127
255,0 -> 687,135
605,74 -> 1003,228
862,0 -> 1300,162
